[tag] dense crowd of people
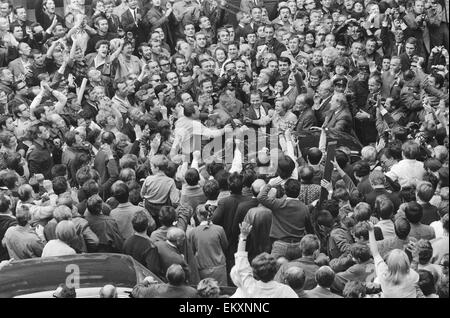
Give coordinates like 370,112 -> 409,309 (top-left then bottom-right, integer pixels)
0,0 -> 449,298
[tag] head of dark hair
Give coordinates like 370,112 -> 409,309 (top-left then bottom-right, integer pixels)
284,179 -> 301,198
299,166 -> 314,184
242,168 -> 257,188
405,201 -> 423,224
215,170 -> 230,191
132,210 -> 149,233
159,206 -> 177,227
87,195 -> 103,215
228,172 -> 243,195
277,156 -> 295,179
394,217 -> 411,239
350,242 -> 372,263
418,269 -> 436,296
322,199 -> 340,219
52,176 -> 68,195
111,182 -> 129,203
202,179 -> 220,200
185,168 -> 200,186
166,264 -> 185,286
307,147 -> 323,165
51,164 -> 67,179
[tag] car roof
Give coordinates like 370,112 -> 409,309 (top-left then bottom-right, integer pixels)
0,253 -> 159,298
14,287 -> 133,298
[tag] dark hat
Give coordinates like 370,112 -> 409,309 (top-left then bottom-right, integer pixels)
333,76 -> 348,86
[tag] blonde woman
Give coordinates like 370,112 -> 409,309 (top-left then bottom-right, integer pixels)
368,221 -> 420,298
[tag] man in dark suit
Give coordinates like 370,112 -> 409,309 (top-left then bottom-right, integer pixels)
143,0 -> 177,51
211,173 -> 250,275
243,91 -> 272,151
381,23 -> 406,58
93,132 -> 119,200
35,0 -> 65,30
381,56 -> 403,99
295,93 -> 317,133
121,0 -> 147,45
322,91 -> 353,135
399,37 -> 418,71
154,227 -> 191,282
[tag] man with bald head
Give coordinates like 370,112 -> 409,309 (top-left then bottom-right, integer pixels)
99,284 -> 118,298
154,227 -> 190,282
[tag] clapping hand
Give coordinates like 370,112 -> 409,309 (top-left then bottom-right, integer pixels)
320,179 -> 333,193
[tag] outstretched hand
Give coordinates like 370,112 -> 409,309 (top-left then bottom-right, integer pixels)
239,222 -> 252,238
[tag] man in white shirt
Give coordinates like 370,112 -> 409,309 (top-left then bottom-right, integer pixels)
385,140 -> 426,188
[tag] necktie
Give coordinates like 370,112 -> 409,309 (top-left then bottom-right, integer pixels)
397,44 -> 401,56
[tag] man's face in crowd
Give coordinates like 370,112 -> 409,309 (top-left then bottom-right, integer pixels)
304,0 -> 316,11
322,53 -> 333,66
45,0 -> 56,14
175,58 -> 187,72
366,40 -> 377,55
19,43 -> 31,57
250,93 -> 262,107
184,24 -> 195,37
282,32 -> 291,46
97,19 -> 109,33
38,126 -> 51,140
12,26 -> 24,41
288,1 -> 297,14
97,44 -> 108,57
394,30 -> 404,43
153,0 -> 162,6
368,78 -> 380,93
1,68 -> 13,84
335,64 -> 346,75
288,37 -> 299,51
241,13 -> 252,24
312,51 -> 322,64
199,17 -> 211,29
309,75 -> 320,88
167,72 -> 179,87
267,61 -> 278,73
247,33 -> 256,44
280,8 -> 290,21
236,61 -> 246,74
16,8 -> 27,21
117,82 -> 128,96
382,58 -> 390,71
389,57 -> 401,74
126,79 -> 136,94
336,44 -> 346,56
228,44 -> 238,59
344,0 -> 354,9
258,73 -> 269,86
293,19 -> 305,33
54,25 -> 66,38
279,61 -> 289,74
151,41 -> 162,53
251,8 -> 262,22
405,43 -> 415,56
264,27 -> 274,41
414,0 -> 424,14
324,34 -> 336,47
310,11 -> 321,23
218,30 -> 230,45
201,60 -> 214,75
0,3 -> 9,17
202,80 -> 213,94
196,34 -> 207,48
257,26 -> 266,39
18,103 -> 30,119
128,0 -> 138,10
225,62 -> 236,76
322,0 -> 332,8
141,45 -> 152,59
149,61 -> 161,74
181,93 -> 193,104
351,42 -> 363,57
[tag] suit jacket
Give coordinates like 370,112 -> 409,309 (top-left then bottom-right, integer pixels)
296,107 -> 317,132
275,256 -> 320,290
241,0 -> 265,13
381,71 -> 403,99
121,7 -> 146,43
381,26 -> 406,57
399,52 -> 413,72
155,240 -> 191,281
365,188 -> 401,211
421,202 -> 440,226
8,58 -> 27,79
322,107 -> 353,134
313,95 -> 332,126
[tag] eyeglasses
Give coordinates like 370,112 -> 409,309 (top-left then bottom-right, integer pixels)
160,63 -> 170,67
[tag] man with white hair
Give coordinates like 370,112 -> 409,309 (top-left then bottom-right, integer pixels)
322,92 -> 353,134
